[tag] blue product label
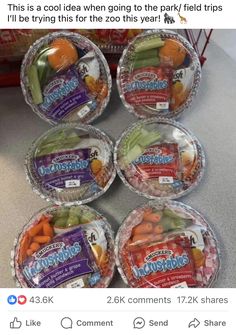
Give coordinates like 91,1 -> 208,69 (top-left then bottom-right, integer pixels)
34,148 -> 94,191
39,66 -> 91,121
21,227 -> 99,288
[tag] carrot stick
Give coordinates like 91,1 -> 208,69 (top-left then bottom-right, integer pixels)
143,208 -> 152,216
153,225 -> 164,234
18,233 -> 31,264
33,235 -> 51,244
132,222 -> 153,235
28,222 -> 44,237
28,217 -> 50,237
43,222 -> 54,238
26,249 -> 34,257
29,242 -> 41,252
132,234 -> 152,243
142,212 -> 161,223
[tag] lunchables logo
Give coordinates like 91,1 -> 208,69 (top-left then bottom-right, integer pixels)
35,242 -> 65,258
132,251 -> 190,279
134,72 -> 157,81
134,148 -> 174,165
37,157 -> 89,176
23,242 -> 82,281
52,154 -> 80,163
145,249 -> 173,261
41,77 -> 79,111
124,72 -> 168,93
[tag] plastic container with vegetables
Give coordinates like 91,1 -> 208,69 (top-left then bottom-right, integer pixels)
25,123 -> 116,205
12,205 -> 115,288
115,200 -> 220,288
115,118 -> 205,199
21,31 -> 111,124
117,29 -> 201,119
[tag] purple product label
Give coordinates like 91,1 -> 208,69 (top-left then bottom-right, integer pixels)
21,227 -> 99,288
39,66 -> 91,121
34,148 -> 94,191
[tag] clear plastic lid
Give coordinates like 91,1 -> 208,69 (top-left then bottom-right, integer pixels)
115,200 -> 220,288
25,123 -> 116,205
117,30 -> 201,119
21,31 -> 111,124
12,205 -> 115,288
115,118 -> 205,200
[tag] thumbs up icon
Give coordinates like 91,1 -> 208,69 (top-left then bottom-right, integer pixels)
10,317 -> 22,329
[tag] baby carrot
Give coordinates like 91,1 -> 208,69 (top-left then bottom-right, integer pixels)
43,222 -> 54,238
29,242 -> 41,252
143,212 -> 161,224
28,222 -> 44,237
153,225 -> 164,234
33,235 -> 51,244
132,222 -> 153,235
143,208 -> 152,216
132,234 -> 152,243
26,249 -> 34,257
28,216 -> 51,237
18,233 -> 31,264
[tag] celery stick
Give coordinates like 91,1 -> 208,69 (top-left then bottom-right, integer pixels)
37,52 -> 49,86
122,127 -> 142,155
35,47 -> 54,87
124,144 -> 144,164
138,132 -> 161,147
27,64 -> 43,105
133,56 -> 160,69
127,131 -> 143,152
140,128 -> 149,137
135,38 -> 165,53
135,48 -> 158,61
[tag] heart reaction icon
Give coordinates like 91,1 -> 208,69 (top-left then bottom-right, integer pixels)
18,295 -> 27,305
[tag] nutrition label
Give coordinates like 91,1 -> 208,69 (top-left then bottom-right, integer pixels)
1,289 -> 235,334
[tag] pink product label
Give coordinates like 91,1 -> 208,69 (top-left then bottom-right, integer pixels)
133,143 -> 180,180
123,67 -> 173,107
21,227 -> 100,288
39,66 -> 91,121
128,236 -> 197,288
34,148 -> 94,191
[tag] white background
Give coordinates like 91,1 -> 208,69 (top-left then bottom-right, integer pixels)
0,0 -> 235,29
1,288 -> 235,334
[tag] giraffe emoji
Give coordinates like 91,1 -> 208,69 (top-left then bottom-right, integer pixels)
178,12 -> 187,24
